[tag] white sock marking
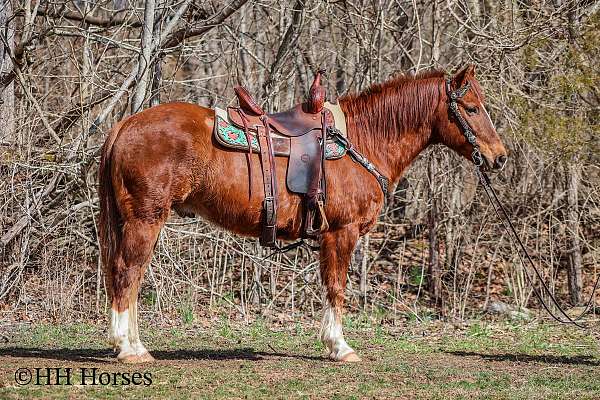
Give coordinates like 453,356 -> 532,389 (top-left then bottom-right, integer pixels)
127,299 -> 149,355
320,301 -> 354,360
110,308 -> 135,356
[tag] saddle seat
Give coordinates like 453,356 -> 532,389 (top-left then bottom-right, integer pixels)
230,86 -> 329,137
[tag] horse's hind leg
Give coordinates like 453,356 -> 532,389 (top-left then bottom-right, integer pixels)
319,224 -> 362,362
109,219 -> 162,364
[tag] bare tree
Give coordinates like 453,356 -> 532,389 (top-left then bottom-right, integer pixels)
0,0 -> 597,323
131,0 -> 157,113
0,0 -> 14,142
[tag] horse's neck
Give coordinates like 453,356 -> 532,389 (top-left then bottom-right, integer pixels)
340,90 -> 437,183
387,126 -> 433,181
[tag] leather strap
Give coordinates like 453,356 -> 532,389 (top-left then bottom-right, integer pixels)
327,126 -> 389,199
304,110 -> 329,237
256,117 -> 277,247
235,108 -> 254,200
445,76 -> 600,328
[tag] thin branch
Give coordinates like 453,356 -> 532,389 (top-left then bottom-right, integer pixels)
162,0 -> 250,49
36,7 -> 142,28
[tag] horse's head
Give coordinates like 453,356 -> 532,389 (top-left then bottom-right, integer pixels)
435,65 -> 508,171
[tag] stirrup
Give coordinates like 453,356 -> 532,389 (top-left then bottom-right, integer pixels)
317,199 -> 329,232
304,199 -> 328,237
260,224 -> 277,248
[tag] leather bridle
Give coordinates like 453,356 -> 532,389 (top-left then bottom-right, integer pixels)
445,79 -> 485,167
446,77 -> 599,329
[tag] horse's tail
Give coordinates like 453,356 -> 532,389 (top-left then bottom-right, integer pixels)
98,121 -> 125,300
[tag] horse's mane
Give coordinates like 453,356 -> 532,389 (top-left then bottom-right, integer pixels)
340,70 -> 446,152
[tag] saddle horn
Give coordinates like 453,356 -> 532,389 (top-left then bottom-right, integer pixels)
305,69 -> 326,114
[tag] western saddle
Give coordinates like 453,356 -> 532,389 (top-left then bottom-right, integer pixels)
227,70 -> 333,247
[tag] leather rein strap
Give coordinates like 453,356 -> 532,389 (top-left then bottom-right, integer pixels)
446,78 -> 599,329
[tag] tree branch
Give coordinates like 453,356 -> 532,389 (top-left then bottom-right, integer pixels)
162,0 -> 250,49
36,7 -> 142,28
262,0 -> 307,103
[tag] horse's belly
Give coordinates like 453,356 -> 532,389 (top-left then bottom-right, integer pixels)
174,157 -> 304,239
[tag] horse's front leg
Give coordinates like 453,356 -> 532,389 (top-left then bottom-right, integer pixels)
319,224 -> 361,362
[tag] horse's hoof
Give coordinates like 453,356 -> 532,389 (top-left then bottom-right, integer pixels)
339,352 -> 361,362
330,351 -> 362,362
117,352 -> 155,364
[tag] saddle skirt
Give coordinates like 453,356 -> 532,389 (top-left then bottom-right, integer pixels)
214,102 -> 347,157
213,102 -> 348,194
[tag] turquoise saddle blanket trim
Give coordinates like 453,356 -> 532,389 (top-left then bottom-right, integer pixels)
215,115 -> 347,160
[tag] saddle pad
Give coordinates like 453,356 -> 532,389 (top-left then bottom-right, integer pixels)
324,101 -> 347,137
213,107 -> 346,160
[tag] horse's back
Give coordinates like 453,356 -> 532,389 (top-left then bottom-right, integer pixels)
113,102 -> 214,150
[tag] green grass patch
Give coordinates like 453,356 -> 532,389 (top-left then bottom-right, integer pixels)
0,319 -> 599,399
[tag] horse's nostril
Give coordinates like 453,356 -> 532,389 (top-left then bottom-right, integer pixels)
494,155 -> 508,169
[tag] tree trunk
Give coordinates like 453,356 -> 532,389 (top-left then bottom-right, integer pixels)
566,0 -> 579,44
566,160 -> 582,305
149,3 -> 163,108
470,0 -> 481,25
131,0 -> 156,113
428,155 -> 442,307
445,162 -> 463,274
149,57 -> 162,108
0,0 -> 14,142
430,0 -> 441,65
565,4 -> 582,305
360,234 -> 370,308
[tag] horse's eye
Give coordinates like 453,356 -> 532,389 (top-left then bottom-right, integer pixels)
466,106 -> 479,115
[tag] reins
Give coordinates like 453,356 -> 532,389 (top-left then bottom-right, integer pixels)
446,78 -> 599,329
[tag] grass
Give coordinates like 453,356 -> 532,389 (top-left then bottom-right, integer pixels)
0,318 -> 599,399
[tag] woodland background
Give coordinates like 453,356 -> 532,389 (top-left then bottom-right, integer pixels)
0,0 -> 598,325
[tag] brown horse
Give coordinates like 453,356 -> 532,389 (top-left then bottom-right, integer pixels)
98,65 -> 507,363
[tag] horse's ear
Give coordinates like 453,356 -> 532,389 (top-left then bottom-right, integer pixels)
452,64 -> 476,86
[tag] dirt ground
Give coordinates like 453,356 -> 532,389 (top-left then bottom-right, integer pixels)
0,317 -> 599,399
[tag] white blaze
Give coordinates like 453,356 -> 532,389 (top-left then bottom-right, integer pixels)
482,104 -> 497,131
